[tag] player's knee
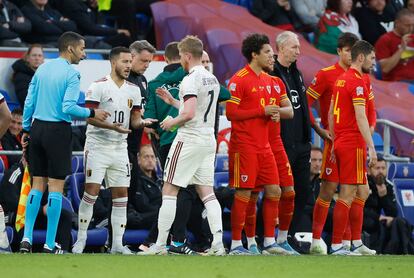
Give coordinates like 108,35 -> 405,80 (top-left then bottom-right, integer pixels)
264,185 -> 281,198
319,181 -> 337,201
356,184 -> 370,200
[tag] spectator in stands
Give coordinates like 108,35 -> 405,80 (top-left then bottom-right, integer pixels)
21,0 -> 77,45
11,44 -> 44,108
315,0 -> 361,54
375,8 -> 414,82
291,0 -> 326,31
49,0 -> 132,48
270,31 -> 312,244
0,160 -> 73,252
301,146 -> 334,237
127,144 -> 161,230
0,108 -> 22,168
354,0 -> 394,45
407,0 -> 414,13
364,156 -> 414,254
251,0 -> 302,31
0,0 -> 31,46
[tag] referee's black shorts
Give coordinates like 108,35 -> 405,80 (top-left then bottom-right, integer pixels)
29,119 -> 72,179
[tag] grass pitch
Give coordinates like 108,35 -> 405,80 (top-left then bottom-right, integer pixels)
1,254 -> 413,278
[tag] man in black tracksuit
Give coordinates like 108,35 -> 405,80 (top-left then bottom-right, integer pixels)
270,31 -> 312,243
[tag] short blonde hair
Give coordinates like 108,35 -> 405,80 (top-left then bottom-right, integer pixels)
178,35 -> 203,59
276,31 -> 298,50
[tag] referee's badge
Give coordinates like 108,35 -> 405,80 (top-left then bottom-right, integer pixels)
127,98 -> 133,109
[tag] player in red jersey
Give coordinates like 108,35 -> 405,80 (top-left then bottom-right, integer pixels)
226,33 -> 282,255
307,33 -> 376,255
328,40 -> 377,255
243,76 -> 297,255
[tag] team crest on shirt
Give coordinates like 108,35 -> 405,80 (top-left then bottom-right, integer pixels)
356,86 -> 364,96
266,85 -> 271,94
241,175 -> 248,182
229,83 -> 237,91
274,84 -> 281,94
325,168 -> 332,175
127,98 -> 133,109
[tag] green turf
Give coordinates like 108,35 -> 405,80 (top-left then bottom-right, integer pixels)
1,254 -> 413,278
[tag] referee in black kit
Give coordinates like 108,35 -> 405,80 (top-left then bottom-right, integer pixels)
20,32 -> 109,254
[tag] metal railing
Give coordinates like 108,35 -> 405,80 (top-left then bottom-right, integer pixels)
377,119 -> 414,162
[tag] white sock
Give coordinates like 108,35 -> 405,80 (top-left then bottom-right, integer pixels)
343,240 -> 351,247
111,197 -> 128,248
247,237 -> 257,248
0,205 -> 9,248
231,240 -> 242,250
331,243 -> 342,250
77,192 -> 97,241
352,239 -> 363,247
156,196 -> 177,246
277,230 -> 288,244
202,194 -> 223,246
264,237 -> 275,247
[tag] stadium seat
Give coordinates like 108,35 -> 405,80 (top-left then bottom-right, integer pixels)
373,132 -> 384,152
392,179 -> 414,226
214,172 -> 229,188
0,158 -> 5,173
72,228 -> 109,247
0,89 -> 20,111
223,0 -> 239,4
388,162 -> 414,180
215,153 -> 229,172
71,156 -> 80,173
68,172 -> 85,211
123,229 -> 149,245
373,61 -> 382,80
6,226 -> 13,243
0,173 -> 4,184
165,16 -> 194,45
238,0 -> 253,10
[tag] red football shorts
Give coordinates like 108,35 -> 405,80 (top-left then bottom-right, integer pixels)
320,140 -> 339,183
273,149 -> 294,187
229,151 -> 279,189
334,144 -> 367,185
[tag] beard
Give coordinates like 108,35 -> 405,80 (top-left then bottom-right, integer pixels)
361,65 -> 371,74
373,173 -> 386,185
115,67 -> 129,80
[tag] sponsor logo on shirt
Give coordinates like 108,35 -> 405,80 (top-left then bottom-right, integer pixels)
290,89 -> 301,109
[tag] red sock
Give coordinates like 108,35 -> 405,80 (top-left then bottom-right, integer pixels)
332,199 -> 350,244
244,196 -> 258,238
262,196 -> 280,238
312,198 -> 330,239
231,194 -> 250,240
343,221 -> 351,241
279,190 -> 295,231
350,197 -> 365,241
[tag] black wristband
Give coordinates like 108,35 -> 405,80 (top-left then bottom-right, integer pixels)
88,108 -> 95,118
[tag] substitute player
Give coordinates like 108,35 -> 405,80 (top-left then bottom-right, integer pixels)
329,40 -> 377,255
72,47 -> 155,255
243,75 -> 296,255
141,35 -> 225,256
307,33 -> 376,255
226,34 -> 282,255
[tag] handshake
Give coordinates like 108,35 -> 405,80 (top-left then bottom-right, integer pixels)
264,105 -> 281,122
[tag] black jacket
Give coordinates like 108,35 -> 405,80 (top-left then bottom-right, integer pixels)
126,71 -> 148,155
0,0 -> 31,40
21,2 -> 77,43
364,176 -> 398,233
12,58 -> 34,107
270,58 -> 311,148
354,7 -> 391,46
49,0 -> 117,37
0,129 -> 22,167
251,0 -> 293,27
128,168 -> 162,215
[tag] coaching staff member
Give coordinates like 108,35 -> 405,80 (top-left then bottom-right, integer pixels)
270,31 -> 312,244
20,31 -> 109,253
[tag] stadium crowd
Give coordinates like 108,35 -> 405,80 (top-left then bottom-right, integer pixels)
0,0 -> 413,256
